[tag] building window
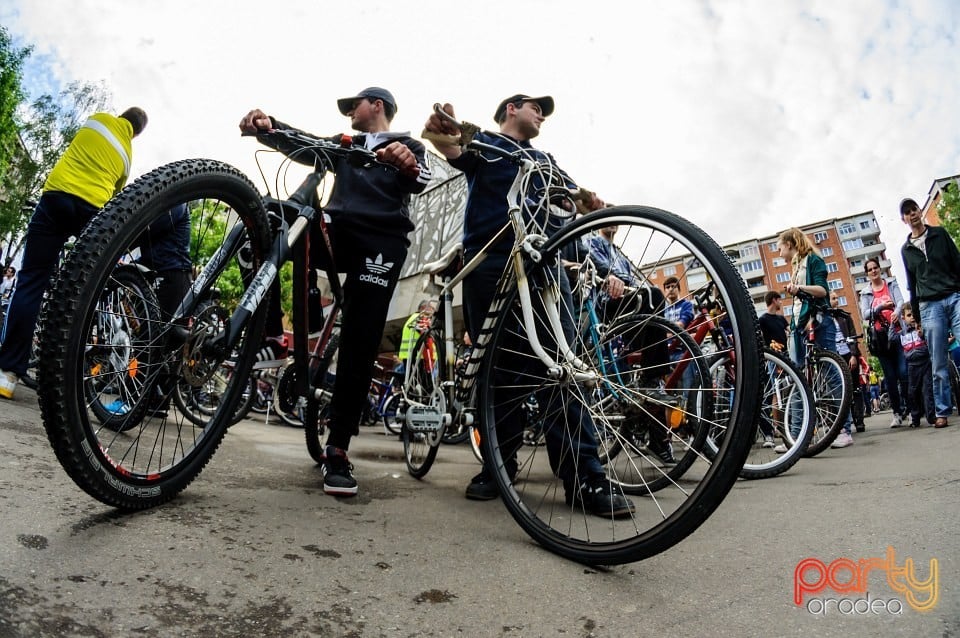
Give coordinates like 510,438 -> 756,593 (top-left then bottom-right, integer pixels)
859,220 -> 873,230
776,272 -> 791,283
854,276 -> 867,285
821,247 -> 834,257
772,257 -> 786,267
828,280 -> 843,290
836,295 -> 847,306
739,245 -> 758,258
663,265 -> 676,276
740,259 -> 763,274
838,222 -> 856,236
849,258 -> 862,268
813,231 -> 828,243
826,262 -> 839,273
842,238 -> 864,251
768,241 -> 779,252
783,306 -> 793,317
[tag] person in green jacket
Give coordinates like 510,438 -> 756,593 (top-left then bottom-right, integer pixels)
777,226 -> 854,448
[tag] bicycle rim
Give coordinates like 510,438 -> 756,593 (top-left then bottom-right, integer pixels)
37,159 -> 271,509
480,206 -> 762,564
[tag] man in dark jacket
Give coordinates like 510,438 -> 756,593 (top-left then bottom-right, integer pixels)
899,196 -> 960,428
240,87 -> 431,495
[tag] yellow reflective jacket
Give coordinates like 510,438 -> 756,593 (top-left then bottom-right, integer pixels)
43,112 -> 134,208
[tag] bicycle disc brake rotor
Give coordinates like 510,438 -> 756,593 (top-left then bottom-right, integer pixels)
181,305 -> 229,387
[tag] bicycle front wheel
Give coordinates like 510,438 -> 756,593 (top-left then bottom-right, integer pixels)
480,206 -> 762,565
37,159 -> 271,509
803,349 -> 852,457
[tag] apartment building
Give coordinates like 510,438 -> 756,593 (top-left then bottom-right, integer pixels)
645,212 -> 896,330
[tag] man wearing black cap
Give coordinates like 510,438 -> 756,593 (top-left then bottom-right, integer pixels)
900,196 -> 960,428
240,88 -> 431,495
422,95 -> 637,517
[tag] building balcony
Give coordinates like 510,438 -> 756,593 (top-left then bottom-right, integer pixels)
843,241 -> 886,260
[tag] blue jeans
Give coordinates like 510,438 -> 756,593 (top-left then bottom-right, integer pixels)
0,192 -> 97,376
918,292 -> 960,417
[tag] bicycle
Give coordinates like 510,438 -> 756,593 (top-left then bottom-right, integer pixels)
396,107 -> 764,563
365,361 -> 404,435
36,128 -> 375,509
790,294 -> 853,456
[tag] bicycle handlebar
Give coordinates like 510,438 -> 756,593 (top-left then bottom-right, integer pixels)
245,128 -> 383,169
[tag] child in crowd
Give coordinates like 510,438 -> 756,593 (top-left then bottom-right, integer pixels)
900,303 -> 935,427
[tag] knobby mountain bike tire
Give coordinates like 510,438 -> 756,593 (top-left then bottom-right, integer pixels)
802,349 -> 852,457
479,206 -> 763,565
37,159 -> 271,509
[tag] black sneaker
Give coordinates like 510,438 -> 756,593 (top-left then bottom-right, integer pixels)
566,477 -> 636,518
648,438 -> 677,465
465,472 -> 499,501
322,446 -> 358,496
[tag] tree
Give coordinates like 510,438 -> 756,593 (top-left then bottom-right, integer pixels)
937,182 -> 960,245
0,26 -> 112,264
0,81 -> 111,262
0,26 -> 30,182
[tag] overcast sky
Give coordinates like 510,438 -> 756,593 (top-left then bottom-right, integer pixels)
3,0 -> 959,284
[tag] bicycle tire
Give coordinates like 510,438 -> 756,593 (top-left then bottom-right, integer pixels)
596,314 -> 713,495
36,159 -> 271,509
402,329 -> 445,478
381,392 -> 403,435
712,348 -> 815,479
803,349 -> 852,457
84,266 -> 160,432
305,332 -> 340,465
480,206 -> 762,565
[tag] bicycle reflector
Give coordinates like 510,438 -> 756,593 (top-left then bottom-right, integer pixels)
340,134 -> 353,147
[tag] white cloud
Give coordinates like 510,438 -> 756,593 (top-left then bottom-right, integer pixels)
2,0 -> 958,285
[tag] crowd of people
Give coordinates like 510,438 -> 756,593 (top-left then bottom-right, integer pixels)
4,82 -> 957,509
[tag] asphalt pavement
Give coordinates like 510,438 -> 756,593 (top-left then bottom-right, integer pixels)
0,385 -> 957,637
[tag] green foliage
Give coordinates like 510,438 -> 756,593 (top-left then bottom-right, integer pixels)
937,182 -> 960,245
187,201 -> 291,320
0,27 -> 111,263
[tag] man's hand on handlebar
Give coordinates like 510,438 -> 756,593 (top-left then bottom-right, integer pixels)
422,103 -> 463,160
376,142 -> 420,178
239,109 -> 273,134
604,274 -> 626,300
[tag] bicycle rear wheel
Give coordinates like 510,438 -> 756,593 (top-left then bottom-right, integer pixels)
802,349 -> 852,457
37,159 -> 271,509
596,314 -> 713,495
710,348 -> 814,479
480,206 -> 762,565
402,329 -> 446,478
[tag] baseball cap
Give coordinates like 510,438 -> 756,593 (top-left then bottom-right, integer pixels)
493,94 -> 555,123
337,87 -> 397,115
899,197 -> 919,216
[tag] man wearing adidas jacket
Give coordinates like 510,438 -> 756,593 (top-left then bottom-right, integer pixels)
0,107 -> 148,400
240,87 -> 431,497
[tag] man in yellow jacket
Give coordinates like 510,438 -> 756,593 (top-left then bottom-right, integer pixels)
0,107 -> 148,399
